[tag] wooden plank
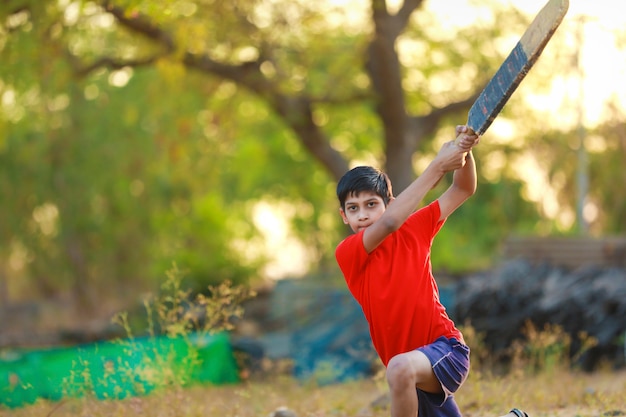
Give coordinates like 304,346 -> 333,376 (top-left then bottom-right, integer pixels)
502,236 -> 626,269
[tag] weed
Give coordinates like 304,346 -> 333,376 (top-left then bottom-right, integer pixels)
509,321 -> 598,374
107,263 -> 255,392
0,263 -> 254,413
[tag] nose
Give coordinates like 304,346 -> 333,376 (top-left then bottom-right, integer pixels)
357,211 -> 368,221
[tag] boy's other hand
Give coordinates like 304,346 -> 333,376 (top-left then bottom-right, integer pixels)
455,125 -> 480,151
433,125 -> 479,173
435,141 -> 468,172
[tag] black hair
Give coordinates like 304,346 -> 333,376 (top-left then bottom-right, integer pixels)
336,166 -> 393,209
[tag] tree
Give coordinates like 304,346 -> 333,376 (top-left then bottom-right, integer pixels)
2,0 -> 625,315
9,0 -> 518,189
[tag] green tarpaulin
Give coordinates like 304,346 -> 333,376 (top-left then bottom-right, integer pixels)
0,332 -> 239,409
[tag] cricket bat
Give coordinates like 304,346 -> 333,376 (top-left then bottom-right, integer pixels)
456,0 -> 569,143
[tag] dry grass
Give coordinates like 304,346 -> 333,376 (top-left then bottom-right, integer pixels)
2,368 -> 625,417
4,272 -> 623,417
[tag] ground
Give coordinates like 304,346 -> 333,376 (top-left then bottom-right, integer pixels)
1,369 -> 625,417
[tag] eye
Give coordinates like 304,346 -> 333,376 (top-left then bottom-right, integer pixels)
367,201 -> 377,207
347,205 -> 357,211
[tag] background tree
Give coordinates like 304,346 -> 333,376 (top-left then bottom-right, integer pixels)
1,1 -> 625,320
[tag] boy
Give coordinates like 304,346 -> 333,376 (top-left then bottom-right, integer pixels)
335,125 -> 527,417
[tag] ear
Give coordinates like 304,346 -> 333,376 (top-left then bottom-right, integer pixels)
387,196 -> 396,206
339,208 -> 349,224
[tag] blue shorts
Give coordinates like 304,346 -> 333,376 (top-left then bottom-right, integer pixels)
416,336 -> 470,417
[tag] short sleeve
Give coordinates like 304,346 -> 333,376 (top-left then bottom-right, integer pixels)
404,200 -> 446,242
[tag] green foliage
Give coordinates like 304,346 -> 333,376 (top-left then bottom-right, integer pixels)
430,167 -> 542,272
1,1 -> 626,315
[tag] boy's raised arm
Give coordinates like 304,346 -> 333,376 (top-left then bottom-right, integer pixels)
437,149 -> 477,221
362,127 -> 477,253
437,124 -> 480,221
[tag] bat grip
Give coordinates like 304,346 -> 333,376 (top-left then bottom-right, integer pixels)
454,126 -> 477,146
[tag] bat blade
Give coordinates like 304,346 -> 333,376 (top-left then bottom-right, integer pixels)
461,0 -> 569,140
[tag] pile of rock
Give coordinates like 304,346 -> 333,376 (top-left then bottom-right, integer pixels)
454,259 -> 626,370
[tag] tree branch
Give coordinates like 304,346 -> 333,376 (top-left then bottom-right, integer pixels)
85,1 -> 349,181
393,0 -> 425,39
69,55 -> 161,78
67,1 -> 175,76
101,0 -> 175,52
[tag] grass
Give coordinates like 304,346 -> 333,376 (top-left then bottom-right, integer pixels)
1,368 -> 625,417
2,266 -> 625,416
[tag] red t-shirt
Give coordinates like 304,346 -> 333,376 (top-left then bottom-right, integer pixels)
335,200 -> 462,366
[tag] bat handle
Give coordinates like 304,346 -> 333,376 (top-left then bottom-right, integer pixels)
454,126 -> 477,146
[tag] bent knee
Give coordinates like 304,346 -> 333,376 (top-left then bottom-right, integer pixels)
386,354 -> 415,388
386,351 -> 437,391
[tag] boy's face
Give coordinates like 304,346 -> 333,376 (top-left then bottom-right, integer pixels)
339,191 -> 387,233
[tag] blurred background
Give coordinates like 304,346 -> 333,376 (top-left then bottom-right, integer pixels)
1,0 -> 625,389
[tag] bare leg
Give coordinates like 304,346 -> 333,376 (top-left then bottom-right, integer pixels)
385,348 -> 524,417
386,350 -> 443,417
